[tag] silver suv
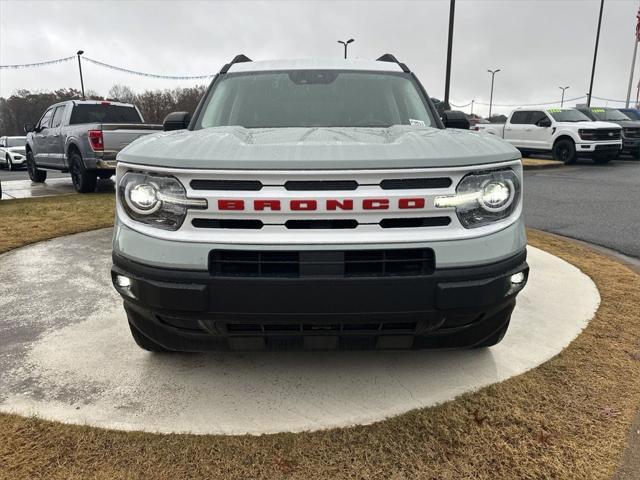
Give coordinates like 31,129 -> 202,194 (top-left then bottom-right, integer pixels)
111,54 -> 529,352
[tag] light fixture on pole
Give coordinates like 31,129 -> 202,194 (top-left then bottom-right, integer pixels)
76,50 -> 85,100
559,86 -> 569,107
487,69 -> 500,119
338,39 -> 354,59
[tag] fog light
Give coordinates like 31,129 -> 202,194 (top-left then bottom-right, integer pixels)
510,272 -> 526,285
116,275 -> 131,288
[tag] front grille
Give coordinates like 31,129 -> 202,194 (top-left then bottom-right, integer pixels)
380,217 -> 451,228
190,179 -> 263,191
284,219 -> 358,229
225,322 -> 417,334
594,144 -> 621,152
380,178 -> 452,189
285,180 -> 358,191
209,248 -> 435,277
189,177 -> 452,191
193,216 -> 451,229
592,129 -> 621,141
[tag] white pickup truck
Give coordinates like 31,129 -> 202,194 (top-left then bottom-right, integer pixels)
477,108 -> 622,164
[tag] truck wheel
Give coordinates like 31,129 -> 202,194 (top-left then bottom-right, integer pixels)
69,151 -> 97,193
26,150 -> 47,183
473,320 -> 510,348
632,148 -> 640,160
128,322 -> 171,353
552,139 -> 576,164
6,155 -> 13,171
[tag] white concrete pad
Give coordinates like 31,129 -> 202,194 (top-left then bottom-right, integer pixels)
0,229 -> 600,435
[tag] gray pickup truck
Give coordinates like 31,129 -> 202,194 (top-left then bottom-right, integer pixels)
24,100 -> 161,192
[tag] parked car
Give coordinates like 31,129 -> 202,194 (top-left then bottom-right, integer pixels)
575,107 -> 640,159
0,136 -> 27,171
24,100 -> 162,192
618,108 -> 640,121
476,108 -> 622,164
111,54 -> 528,352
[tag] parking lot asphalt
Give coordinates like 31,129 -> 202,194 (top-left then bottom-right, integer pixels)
0,174 -> 114,199
0,168 -> 69,182
524,159 -> 640,259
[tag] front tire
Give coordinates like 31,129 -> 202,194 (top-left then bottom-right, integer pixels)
552,139 -> 577,164
128,322 -> 171,353
26,150 -> 47,183
69,151 -> 97,193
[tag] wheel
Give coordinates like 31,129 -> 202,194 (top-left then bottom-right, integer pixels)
473,319 -> 510,348
69,150 -> 97,193
6,155 -> 13,171
552,139 -> 576,164
26,150 -> 47,183
632,148 -> 640,160
128,322 -> 171,352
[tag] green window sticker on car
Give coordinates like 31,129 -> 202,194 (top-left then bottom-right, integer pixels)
547,108 -> 563,113
591,108 -> 605,113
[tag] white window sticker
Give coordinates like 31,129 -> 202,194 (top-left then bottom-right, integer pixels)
409,119 -> 426,127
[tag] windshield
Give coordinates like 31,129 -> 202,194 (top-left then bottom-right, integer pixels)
547,109 -> 591,122
620,109 -> 640,120
197,70 -> 435,129
6,137 -> 26,147
588,108 -> 632,121
70,104 -> 142,125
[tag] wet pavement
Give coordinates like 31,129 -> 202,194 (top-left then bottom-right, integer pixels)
0,229 -> 600,435
0,177 -> 114,199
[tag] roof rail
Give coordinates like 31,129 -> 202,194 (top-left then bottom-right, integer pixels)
376,54 -> 410,73
220,54 -> 252,74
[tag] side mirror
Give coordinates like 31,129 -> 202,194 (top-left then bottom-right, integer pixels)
537,118 -> 552,128
442,111 -> 470,130
163,111 -> 191,131
24,123 -> 35,133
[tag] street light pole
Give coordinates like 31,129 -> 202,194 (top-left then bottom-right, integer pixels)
443,0 -> 456,107
337,38 -> 354,59
76,50 -> 85,100
487,69 -> 500,119
587,0 -> 605,107
559,86 -> 570,107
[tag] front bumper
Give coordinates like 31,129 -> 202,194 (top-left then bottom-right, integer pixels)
112,249 -> 529,351
576,142 -> 622,155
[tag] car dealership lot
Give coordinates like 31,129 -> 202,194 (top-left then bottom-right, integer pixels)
524,159 -> 640,258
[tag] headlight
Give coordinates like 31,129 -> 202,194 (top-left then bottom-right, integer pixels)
435,169 -> 520,228
12,155 -> 23,160
578,129 -> 596,140
119,172 -> 207,230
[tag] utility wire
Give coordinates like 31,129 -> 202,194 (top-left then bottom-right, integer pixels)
0,56 -> 75,69
82,56 -> 215,80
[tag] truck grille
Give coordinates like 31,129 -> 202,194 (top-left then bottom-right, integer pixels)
190,177 -> 452,191
209,248 -> 435,277
193,216 -> 451,230
592,129 -> 621,140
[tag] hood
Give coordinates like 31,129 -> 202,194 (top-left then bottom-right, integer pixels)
558,120 -> 623,129
118,125 -> 520,170
7,146 -> 26,154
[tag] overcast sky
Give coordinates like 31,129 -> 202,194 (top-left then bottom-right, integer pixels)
0,0 -> 638,116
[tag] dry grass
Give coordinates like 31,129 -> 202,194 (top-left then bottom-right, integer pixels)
0,196 -> 639,479
0,194 -> 115,254
522,157 -> 563,169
